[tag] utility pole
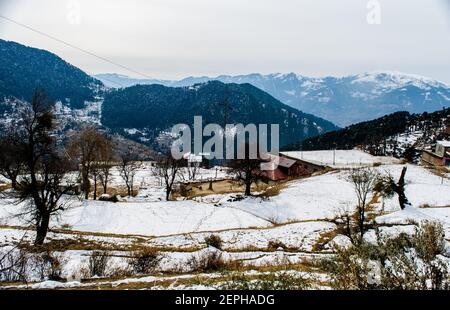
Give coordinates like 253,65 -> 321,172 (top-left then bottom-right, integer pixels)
333,143 -> 336,166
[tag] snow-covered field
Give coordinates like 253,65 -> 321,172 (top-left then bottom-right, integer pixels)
281,150 -> 401,168
1,161 -> 449,289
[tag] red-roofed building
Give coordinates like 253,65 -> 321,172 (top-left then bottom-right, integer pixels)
258,154 -> 319,181
421,140 -> 450,167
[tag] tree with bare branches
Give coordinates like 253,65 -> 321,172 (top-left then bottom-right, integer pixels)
98,160 -> 114,195
153,154 -> 184,201
228,143 -> 262,196
118,150 -> 141,197
348,168 -> 379,241
90,137 -> 115,199
67,127 -> 112,199
3,89 -> 75,245
187,161 -> 200,181
0,128 -> 25,190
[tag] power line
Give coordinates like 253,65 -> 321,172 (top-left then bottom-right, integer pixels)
0,14 -> 154,86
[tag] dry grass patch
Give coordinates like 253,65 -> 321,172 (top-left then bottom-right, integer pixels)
418,204 -> 450,209
17,236 -> 200,253
257,182 -> 288,199
179,179 -> 271,199
0,183 -> 12,192
90,185 -> 139,198
311,229 -> 339,252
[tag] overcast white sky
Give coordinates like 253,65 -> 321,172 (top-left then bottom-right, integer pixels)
0,0 -> 449,83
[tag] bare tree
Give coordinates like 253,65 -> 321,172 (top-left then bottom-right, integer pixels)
98,161 -> 114,195
4,90 -> 75,245
90,137 -> 114,200
335,205 -> 358,245
187,161 -> 200,181
90,164 -> 100,200
348,168 -> 378,241
228,143 -> 262,196
119,151 -> 141,197
0,128 -> 25,190
153,154 -> 183,201
0,234 -> 29,282
67,127 -> 110,200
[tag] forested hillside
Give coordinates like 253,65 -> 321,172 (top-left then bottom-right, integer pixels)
101,81 -> 338,147
0,39 -> 102,108
285,109 -> 449,159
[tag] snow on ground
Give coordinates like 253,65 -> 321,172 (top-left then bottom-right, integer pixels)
0,199 -> 271,236
147,221 -> 336,251
99,164 -> 229,202
395,131 -> 423,147
0,226 -> 139,248
1,164 -> 448,237
61,200 -> 272,236
281,150 -> 400,168
1,163 -> 449,289
372,164 -> 450,237
224,172 -> 355,223
377,207 -> 450,239
375,164 -> 450,211
221,164 -> 449,224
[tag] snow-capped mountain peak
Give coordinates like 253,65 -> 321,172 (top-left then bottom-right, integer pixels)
351,71 -> 448,90
94,71 -> 449,127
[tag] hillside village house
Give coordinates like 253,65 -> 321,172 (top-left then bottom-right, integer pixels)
421,140 -> 450,167
259,149 -> 400,181
258,154 -> 316,181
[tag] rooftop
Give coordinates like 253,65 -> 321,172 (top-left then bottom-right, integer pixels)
281,149 -> 400,168
437,140 -> 450,148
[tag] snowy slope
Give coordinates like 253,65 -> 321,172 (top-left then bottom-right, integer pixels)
1,164 -> 448,237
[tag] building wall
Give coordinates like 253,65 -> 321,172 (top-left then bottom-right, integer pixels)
293,159 -> 325,174
436,144 -> 446,157
279,154 -> 326,174
421,150 -> 445,166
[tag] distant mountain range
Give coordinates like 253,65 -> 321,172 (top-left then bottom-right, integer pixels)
0,40 -> 337,148
102,81 -> 338,148
95,72 -> 450,127
1,38 -> 448,151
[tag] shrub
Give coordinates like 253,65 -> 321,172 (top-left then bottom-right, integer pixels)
108,265 -> 133,279
412,221 -> 445,262
267,240 -> 287,250
220,271 -> 310,290
60,223 -> 73,230
88,251 -> 110,277
0,247 -> 28,282
34,250 -> 65,281
188,251 -> 241,273
204,235 -> 223,250
259,184 -> 284,199
129,248 -> 162,275
322,221 -> 449,290
99,194 -> 119,203
1,248 -> 65,283
321,242 -> 374,289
